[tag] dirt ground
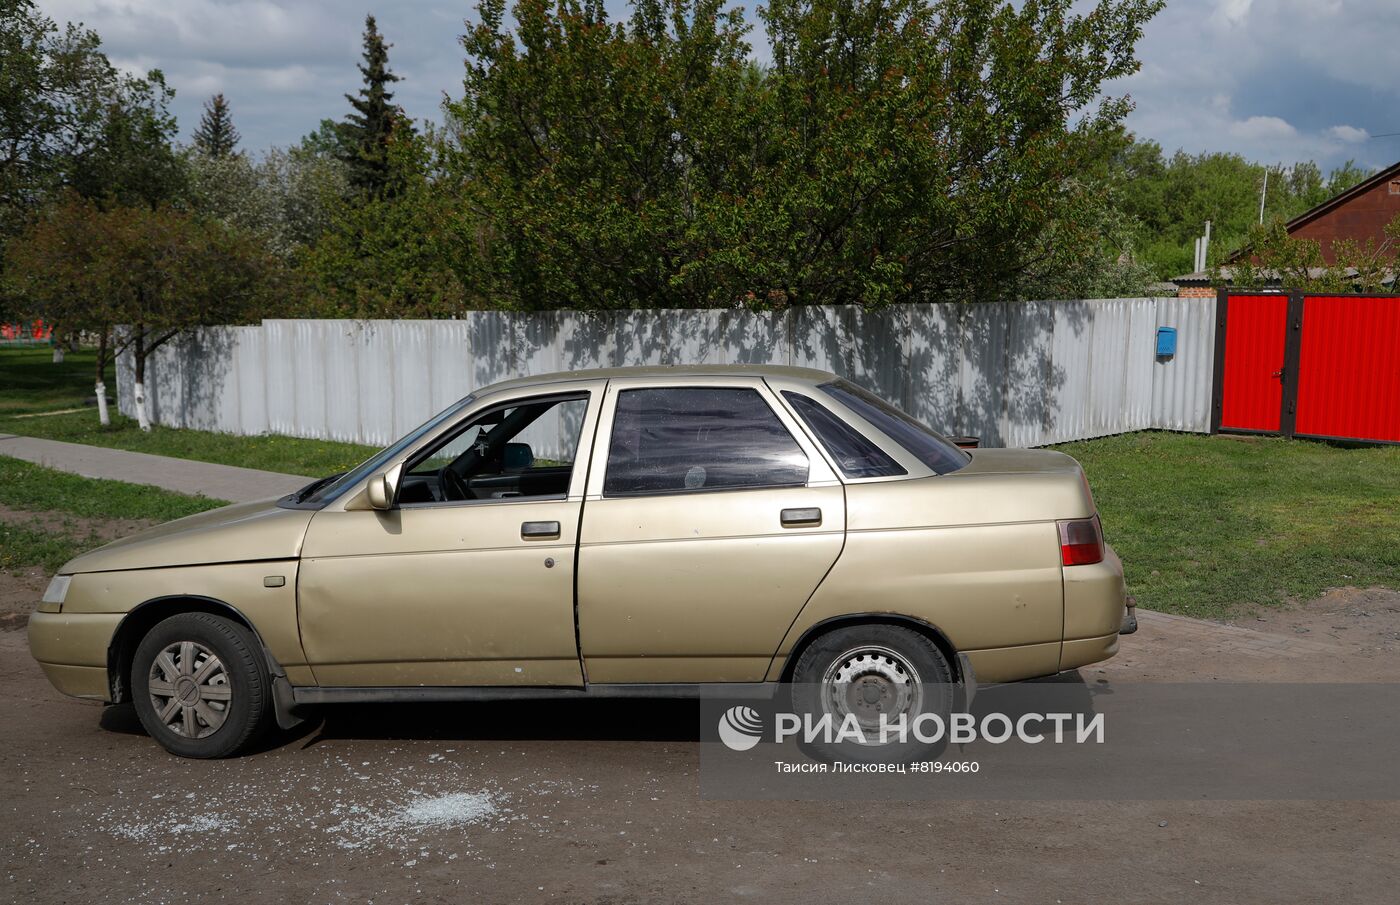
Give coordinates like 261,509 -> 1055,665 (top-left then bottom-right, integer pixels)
4,562 -> 1399,903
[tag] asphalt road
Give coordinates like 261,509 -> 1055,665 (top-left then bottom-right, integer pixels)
5,589 -> 1400,904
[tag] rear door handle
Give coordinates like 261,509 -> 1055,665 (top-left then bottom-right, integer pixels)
780,507 -> 822,528
521,521 -> 561,540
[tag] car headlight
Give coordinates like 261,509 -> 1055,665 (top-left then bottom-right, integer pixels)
41,574 -> 71,608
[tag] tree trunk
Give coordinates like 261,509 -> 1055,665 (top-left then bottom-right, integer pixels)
133,327 -> 151,431
94,331 -> 110,427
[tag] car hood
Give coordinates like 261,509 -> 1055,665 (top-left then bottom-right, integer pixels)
61,497 -> 315,575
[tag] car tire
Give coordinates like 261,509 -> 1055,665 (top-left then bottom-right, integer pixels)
790,623 -> 955,763
130,612 -> 270,758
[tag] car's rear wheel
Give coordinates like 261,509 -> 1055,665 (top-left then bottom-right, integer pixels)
790,624 -> 955,763
131,613 -> 270,758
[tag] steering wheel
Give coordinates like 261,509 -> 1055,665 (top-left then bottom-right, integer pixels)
438,465 -> 471,502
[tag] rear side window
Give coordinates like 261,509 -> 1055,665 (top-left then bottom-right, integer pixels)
820,380 -> 970,475
605,387 -> 809,495
782,392 -> 906,479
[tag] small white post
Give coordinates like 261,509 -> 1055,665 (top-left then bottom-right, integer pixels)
95,381 -> 110,426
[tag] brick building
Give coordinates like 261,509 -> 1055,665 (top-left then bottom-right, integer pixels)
1172,159 -> 1400,297
1279,160 -> 1400,264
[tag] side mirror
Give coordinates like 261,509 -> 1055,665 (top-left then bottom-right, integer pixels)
503,442 -> 534,472
365,463 -> 402,511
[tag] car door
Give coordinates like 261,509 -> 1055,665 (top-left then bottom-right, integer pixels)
296,383 -> 603,687
576,377 -> 846,684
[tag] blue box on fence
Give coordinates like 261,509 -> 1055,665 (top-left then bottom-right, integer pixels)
1155,326 -> 1177,358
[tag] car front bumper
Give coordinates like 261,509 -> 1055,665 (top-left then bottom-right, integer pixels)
27,610 -> 121,701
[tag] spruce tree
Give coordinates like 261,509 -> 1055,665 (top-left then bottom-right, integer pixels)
192,93 -> 240,157
339,14 -> 409,196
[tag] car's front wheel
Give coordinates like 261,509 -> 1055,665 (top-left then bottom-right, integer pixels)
131,613 -> 270,758
790,623 -> 955,763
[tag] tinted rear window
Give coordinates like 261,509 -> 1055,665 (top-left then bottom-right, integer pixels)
783,391 -> 906,479
819,380 -> 969,475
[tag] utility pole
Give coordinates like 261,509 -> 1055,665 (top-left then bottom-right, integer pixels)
1259,168 -> 1270,224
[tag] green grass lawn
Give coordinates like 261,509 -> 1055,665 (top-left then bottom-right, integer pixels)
0,347 -> 375,477
1055,432 -> 1400,618
0,455 -> 227,574
0,455 -> 228,522
0,523 -> 100,575
0,345 -> 110,416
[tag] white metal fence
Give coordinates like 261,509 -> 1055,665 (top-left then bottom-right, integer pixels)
117,297 -> 1216,450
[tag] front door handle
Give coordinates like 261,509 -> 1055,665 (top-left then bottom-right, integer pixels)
780,507 -> 822,528
521,521 -> 561,540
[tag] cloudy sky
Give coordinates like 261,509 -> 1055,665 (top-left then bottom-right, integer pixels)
37,0 -> 1400,172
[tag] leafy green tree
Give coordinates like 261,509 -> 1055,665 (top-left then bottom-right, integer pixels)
297,128 -> 468,316
338,14 -> 411,196
1,2 -> 110,239
4,195 -> 279,427
182,145 -> 349,258
299,118 -> 354,160
1,0 -> 184,350
1109,135 -> 1373,279
192,92 -> 240,157
66,68 -> 184,208
448,0 -> 1163,310
1,193 -> 121,404
754,0 -> 1164,305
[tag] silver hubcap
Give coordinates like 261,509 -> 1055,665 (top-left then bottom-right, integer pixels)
147,641 -> 231,739
821,645 -> 921,744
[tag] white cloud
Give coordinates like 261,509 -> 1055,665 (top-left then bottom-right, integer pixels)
1327,125 -> 1370,144
36,0 -> 467,151
1229,115 -> 1298,142
1116,0 -> 1400,170
1212,0 -> 1255,28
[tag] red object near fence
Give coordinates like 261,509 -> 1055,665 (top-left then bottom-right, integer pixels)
1217,294 -> 1289,433
1,320 -> 50,342
1215,290 -> 1400,444
1294,296 -> 1400,443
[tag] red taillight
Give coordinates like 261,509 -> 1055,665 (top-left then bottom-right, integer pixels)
1058,515 -> 1104,566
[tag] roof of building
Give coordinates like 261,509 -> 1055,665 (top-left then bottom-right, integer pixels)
1170,266 -> 1395,286
1283,159 -> 1400,234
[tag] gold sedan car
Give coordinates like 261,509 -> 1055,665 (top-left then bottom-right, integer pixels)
29,366 -> 1132,757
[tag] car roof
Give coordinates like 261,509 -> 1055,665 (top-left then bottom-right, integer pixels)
476,364 -> 839,395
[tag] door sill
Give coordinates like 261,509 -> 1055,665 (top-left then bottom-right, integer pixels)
292,682 -> 780,705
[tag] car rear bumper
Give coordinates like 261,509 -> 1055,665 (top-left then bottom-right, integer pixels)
1060,544 -> 1129,671
27,610 -> 120,702
1059,632 -> 1120,671
1062,544 -> 1129,639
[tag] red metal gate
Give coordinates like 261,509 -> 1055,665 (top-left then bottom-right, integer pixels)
1213,293 -> 1291,433
1213,290 -> 1400,444
1294,295 -> 1400,443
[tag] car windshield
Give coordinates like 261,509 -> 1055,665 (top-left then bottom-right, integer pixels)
296,394 -> 476,506
819,380 -> 970,475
